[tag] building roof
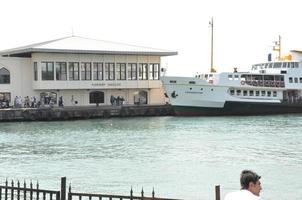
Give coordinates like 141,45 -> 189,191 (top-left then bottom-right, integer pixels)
0,36 -> 178,57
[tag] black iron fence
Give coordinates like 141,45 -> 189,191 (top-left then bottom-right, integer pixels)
0,177 -> 221,200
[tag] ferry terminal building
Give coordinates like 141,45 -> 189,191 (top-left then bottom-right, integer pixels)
0,36 -> 177,106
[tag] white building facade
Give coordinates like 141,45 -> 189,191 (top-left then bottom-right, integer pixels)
0,36 -> 177,106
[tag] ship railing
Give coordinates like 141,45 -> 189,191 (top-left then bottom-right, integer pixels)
243,80 -> 285,88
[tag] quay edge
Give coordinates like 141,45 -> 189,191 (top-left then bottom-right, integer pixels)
0,105 -> 174,122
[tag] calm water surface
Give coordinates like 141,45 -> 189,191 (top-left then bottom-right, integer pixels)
0,115 -> 302,200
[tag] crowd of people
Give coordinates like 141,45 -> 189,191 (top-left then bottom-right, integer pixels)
110,95 -> 125,106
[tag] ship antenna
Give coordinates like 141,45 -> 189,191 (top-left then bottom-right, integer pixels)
209,17 -> 216,72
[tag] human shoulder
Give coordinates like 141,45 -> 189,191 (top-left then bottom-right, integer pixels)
224,190 -> 261,200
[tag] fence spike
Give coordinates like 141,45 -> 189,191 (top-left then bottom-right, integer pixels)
17,180 -> 20,188
23,180 -> 26,188
69,183 -> 71,193
5,178 -> 8,186
130,186 -> 133,197
152,187 -> 155,198
11,180 -> 14,187
36,181 -> 39,189
141,187 -> 144,197
30,180 -> 33,189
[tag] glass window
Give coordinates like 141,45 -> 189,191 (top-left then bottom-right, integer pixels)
289,77 -> 293,83
69,62 -> 79,80
139,63 -> 148,80
116,63 -> 126,80
81,62 -> 91,80
255,91 -> 260,96
261,91 -> 266,96
228,75 -> 233,80
93,63 -> 103,80
273,91 -> 277,97
230,89 -> 234,95
0,92 -> 11,102
267,91 -> 271,97
41,62 -> 54,80
294,62 -> 299,68
105,63 -> 115,80
243,90 -> 248,96
236,90 -> 241,95
34,62 -> 38,81
56,62 -> 67,80
234,75 -> 239,80
148,63 -> 160,80
300,77 -> 302,83
294,77 -> 298,83
282,62 -> 287,68
0,68 -> 10,84
127,63 -> 137,80
249,90 -> 254,96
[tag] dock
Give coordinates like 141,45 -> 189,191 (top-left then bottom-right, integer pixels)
0,104 -> 174,122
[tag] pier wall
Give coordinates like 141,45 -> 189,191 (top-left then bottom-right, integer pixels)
0,105 -> 174,122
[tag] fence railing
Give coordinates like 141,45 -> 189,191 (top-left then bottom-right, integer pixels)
0,177 -> 221,200
0,180 -> 60,200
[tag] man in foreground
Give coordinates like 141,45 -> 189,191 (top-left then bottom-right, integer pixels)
224,170 -> 262,200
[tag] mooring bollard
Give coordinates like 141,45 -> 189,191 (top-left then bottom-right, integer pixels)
215,185 -> 220,200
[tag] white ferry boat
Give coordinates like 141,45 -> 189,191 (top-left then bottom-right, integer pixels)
162,50 -> 302,116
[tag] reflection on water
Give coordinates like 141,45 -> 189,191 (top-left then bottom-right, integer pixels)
0,115 -> 302,200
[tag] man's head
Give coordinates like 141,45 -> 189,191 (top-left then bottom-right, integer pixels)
240,170 -> 262,196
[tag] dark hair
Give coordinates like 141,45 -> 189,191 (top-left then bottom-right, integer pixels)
240,170 -> 261,189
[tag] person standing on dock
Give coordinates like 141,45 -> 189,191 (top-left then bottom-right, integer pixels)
224,170 -> 262,200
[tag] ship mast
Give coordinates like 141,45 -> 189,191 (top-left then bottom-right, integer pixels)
273,35 -> 281,60
209,17 -> 216,72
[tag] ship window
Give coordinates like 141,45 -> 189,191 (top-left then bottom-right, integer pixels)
267,91 -> 271,97
282,63 -> 287,68
170,80 -> 177,83
228,74 -> 233,80
190,88 -> 192,90
294,62 -> 299,68
209,74 -> 213,77
274,62 -> 282,68
273,91 -> 277,97
269,63 -> 273,68
300,78 -> 302,83
205,74 -> 208,79
261,91 -> 266,96
243,90 -> 248,96
249,90 -> 254,96
295,77 -> 298,83
289,62 -> 294,68
255,91 -> 260,96
234,75 -> 239,80
289,77 -> 293,83
230,89 -> 235,95
236,90 -> 241,95
189,81 -> 196,84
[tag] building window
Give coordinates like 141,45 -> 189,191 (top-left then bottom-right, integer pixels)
127,63 -> 137,80
236,90 -> 241,96
41,62 -> 54,80
261,91 -> 266,96
249,90 -> 254,96
116,63 -> 126,80
255,91 -> 260,96
134,90 -> 148,104
34,62 -> 38,81
230,89 -> 234,95
56,62 -> 67,80
273,91 -> 277,97
105,63 -> 115,80
89,91 -> 104,104
139,63 -> 148,80
69,62 -> 79,80
81,62 -> 92,80
0,92 -> 11,102
0,68 -> 10,84
40,92 -> 57,105
243,90 -> 248,96
294,77 -> 298,83
93,62 -> 103,80
149,63 -> 160,80
289,77 -> 293,83
267,91 -> 271,97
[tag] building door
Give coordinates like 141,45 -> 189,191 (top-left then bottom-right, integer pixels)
134,90 -> 148,105
90,91 -> 104,104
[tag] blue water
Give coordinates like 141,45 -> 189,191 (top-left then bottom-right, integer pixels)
0,115 -> 302,200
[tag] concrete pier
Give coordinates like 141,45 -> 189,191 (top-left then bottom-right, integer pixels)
0,104 -> 174,122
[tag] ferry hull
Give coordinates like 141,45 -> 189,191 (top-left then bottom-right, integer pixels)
173,101 -> 302,116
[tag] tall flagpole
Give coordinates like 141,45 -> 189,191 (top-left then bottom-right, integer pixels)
209,17 -> 215,72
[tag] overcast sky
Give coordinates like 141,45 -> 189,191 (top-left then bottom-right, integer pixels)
1,0 -> 302,76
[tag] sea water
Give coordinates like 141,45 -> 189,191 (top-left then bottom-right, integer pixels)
0,115 -> 301,200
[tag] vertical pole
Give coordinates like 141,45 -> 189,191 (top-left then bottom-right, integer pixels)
61,177 -> 66,200
215,185 -> 220,200
279,35 -> 281,61
211,17 -> 214,73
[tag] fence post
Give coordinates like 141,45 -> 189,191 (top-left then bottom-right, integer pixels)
61,177 -> 66,200
215,185 -> 220,200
